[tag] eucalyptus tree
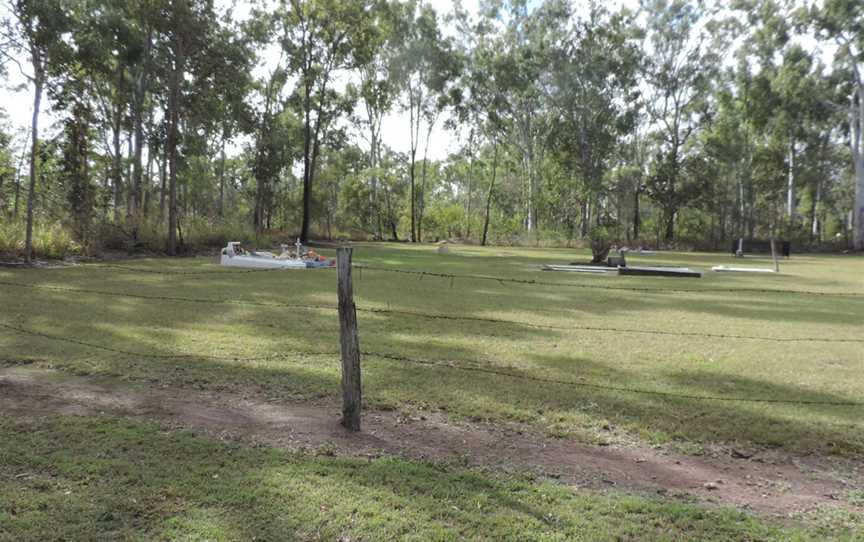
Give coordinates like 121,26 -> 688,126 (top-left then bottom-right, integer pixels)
393,1 -> 460,242
58,90 -> 96,245
152,0 -> 228,254
0,0 -> 73,261
126,2 -> 156,243
546,3 -> 640,237
453,4 -> 509,245
809,0 -> 864,249
356,0 -> 406,239
184,7 -> 256,221
641,0 -> 719,242
277,0 -> 375,244
770,46 -> 827,223
493,0 -> 552,234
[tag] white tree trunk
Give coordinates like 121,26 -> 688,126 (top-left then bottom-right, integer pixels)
786,139 -> 795,219
853,81 -> 864,250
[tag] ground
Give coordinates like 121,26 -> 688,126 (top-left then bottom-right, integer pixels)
1,244 -> 862,540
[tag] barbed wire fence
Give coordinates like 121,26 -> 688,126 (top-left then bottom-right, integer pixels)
26,261 -> 864,296
1,279 -> 861,344
1,321 -> 860,407
2,259 -> 862,409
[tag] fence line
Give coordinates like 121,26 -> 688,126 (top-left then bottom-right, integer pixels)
2,280 -> 861,344
0,321 -> 306,362
31,261 -> 863,296
92,263 -> 289,275
353,264 -> 864,297
2,323 -> 860,408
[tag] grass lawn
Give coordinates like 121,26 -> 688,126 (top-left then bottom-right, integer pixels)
1,243 -> 863,539
1,415 -> 832,542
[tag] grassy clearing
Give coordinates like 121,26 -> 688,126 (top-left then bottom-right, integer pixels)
1,243 -> 863,539
1,244 -> 861,456
0,415 -> 847,541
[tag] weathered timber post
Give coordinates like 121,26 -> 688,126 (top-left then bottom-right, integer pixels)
337,246 -> 362,431
770,238 -> 780,273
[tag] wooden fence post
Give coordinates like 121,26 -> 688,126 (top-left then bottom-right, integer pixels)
337,247 -> 361,431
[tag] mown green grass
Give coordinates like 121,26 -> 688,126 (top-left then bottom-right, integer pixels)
1,244 -> 863,540
2,244 -> 861,455
0,415 -> 849,541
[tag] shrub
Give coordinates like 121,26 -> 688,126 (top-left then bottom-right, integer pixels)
0,219 -> 82,259
589,225 -> 612,263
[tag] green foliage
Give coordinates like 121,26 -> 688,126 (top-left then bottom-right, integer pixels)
0,0 -> 859,256
588,224 -> 612,263
0,219 -> 81,259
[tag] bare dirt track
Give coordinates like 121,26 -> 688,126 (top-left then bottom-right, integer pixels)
1,364 -> 859,521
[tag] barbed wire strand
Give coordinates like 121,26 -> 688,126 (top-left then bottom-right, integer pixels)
352,264 -> 864,297
2,323 -> 860,407
1,280 -> 861,344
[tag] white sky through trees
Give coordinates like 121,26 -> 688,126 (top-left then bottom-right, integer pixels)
0,0 -> 484,161
0,0 -> 830,163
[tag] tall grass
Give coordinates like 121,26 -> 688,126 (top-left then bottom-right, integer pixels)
95,218 -> 281,255
0,220 -> 83,259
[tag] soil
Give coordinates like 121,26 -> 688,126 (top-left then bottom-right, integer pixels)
1,364 -> 859,522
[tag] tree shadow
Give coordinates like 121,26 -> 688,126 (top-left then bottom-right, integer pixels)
0,414 -> 789,541
1,252 -> 862,459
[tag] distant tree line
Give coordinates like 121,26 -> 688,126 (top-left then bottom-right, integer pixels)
0,0 -> 862,260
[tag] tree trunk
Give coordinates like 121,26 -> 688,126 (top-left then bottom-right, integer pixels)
522,113 -> 536,233
481,142 -> 499,247
664,207 -> 675,243
143,137 -> 154,222
416,119 -> 435,243
130,30 -> 151,245
367,112 -> 382,240
407,88 -> 419,243
464,129 -> 475,240
580,201 -> 589,238
811,176 -> 821,243
632,186 -> 640,240
300,87 -> 314,244
786,138 -> 795,219
167,35 -> 184,255
158,152 -> 167,225
24,72 -> 43,263
217,136 -> 226,218
111,66 -> 124,225
853,80 -> 864,250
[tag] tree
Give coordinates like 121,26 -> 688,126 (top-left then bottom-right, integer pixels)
356,0 -> 405,239
810,0 -> 864,249
59,98 -> 96,245
641,0 -> 718,242
546,4 -> 640,237
154,0 -> 235,254
393,1 -> 460,243
496,0 -> 551,234
278,0 -> 374,244
465,19 -> 508,246
1,0 -> 72,261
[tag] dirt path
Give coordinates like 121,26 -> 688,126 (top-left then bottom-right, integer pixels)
0,364 -> 857,520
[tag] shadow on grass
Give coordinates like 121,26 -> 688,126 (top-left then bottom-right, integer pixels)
1,255 -> 862,458
0,415 -> 800,541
